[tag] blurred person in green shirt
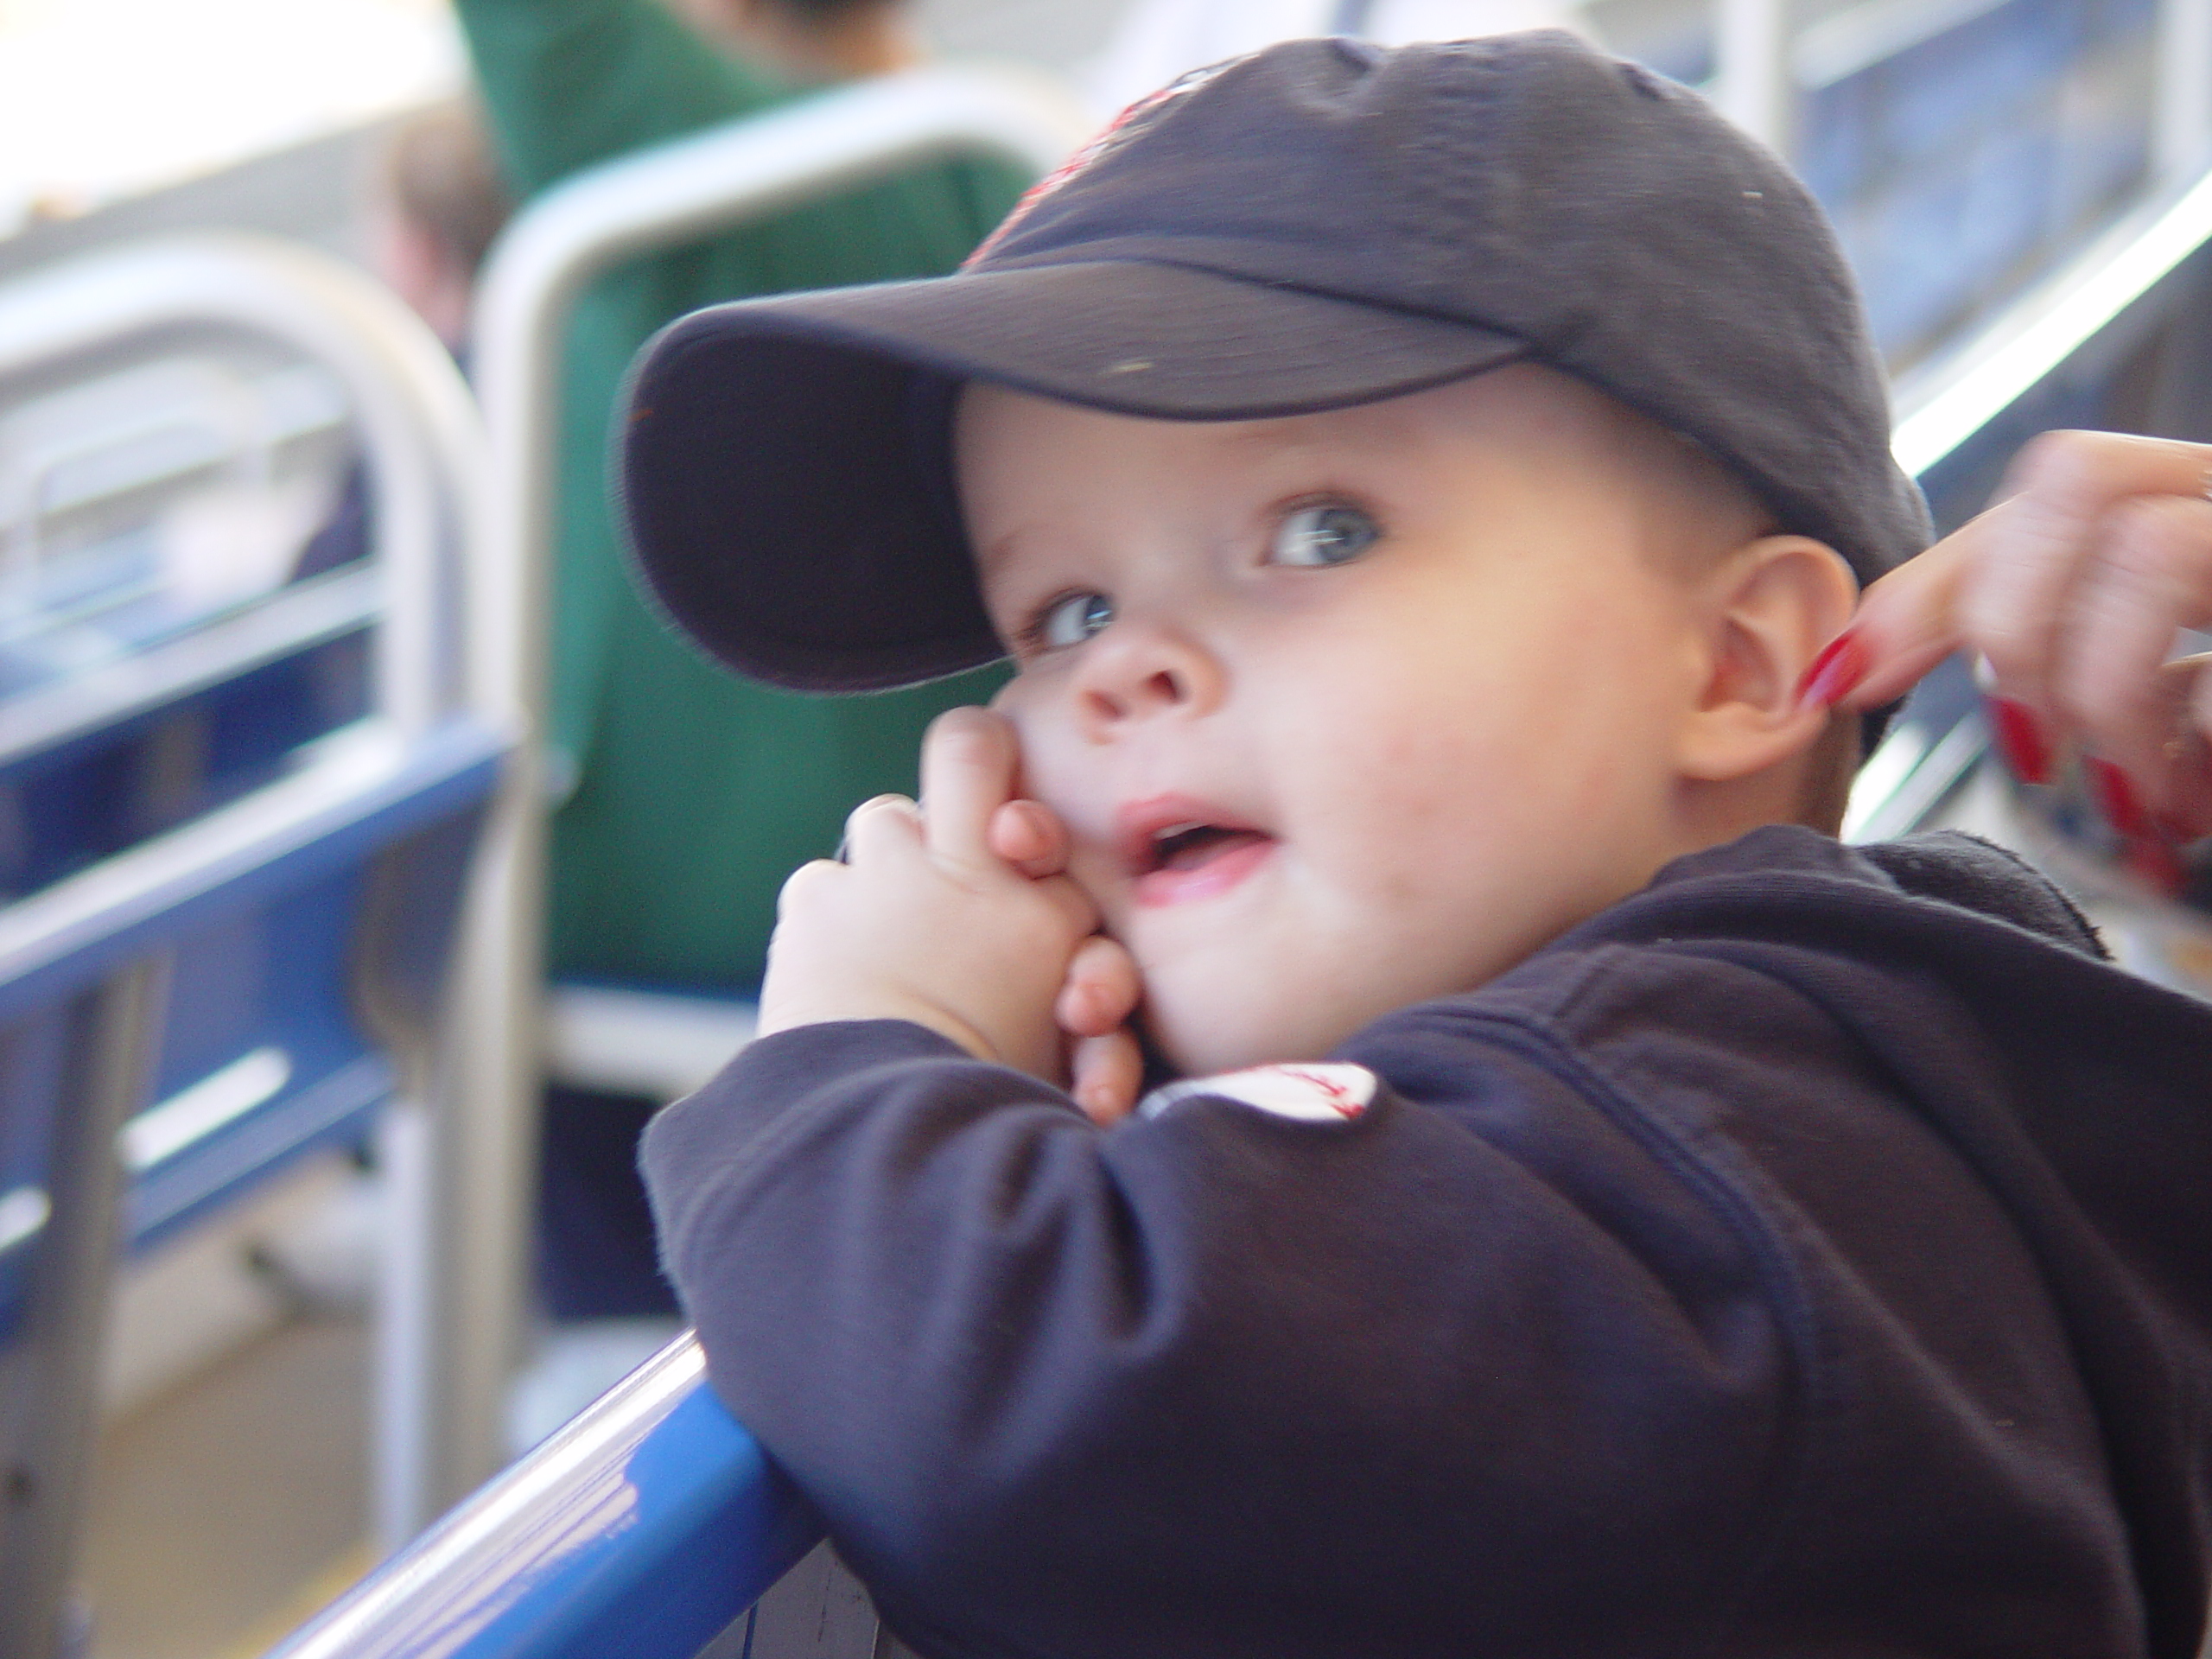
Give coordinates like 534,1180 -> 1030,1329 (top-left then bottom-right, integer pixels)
458,0 -> 1030,1322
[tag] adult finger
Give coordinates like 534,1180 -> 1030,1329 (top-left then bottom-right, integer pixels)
2181,671 -> 2212,836
1831,517 -> 1977,709
840,793 -> 922,864
1968,432 -> 2212,706
2053,493 -> 2212,799
1055,935 -> 1141,1038
1838,432 -> 2212,714
1070,1028 -> 1145,1126
919,707 -> 1019,868
987,798 -> 1070,878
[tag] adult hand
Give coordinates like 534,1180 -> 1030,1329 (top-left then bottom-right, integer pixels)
1804,430 -> 2212,843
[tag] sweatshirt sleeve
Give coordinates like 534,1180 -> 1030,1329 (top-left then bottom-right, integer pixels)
640,1007 -> 1803,1659
455,0 -> 786,198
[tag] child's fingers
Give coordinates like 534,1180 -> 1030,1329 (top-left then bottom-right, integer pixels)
774,855 -> 844,919
840,793 -> 923,863
1032,874 -> 1102,944
1070,1027 -> 1145,1126
988,798 -> 1070,876
1054,935 -> 1141,1038
919,707 -> 1020,869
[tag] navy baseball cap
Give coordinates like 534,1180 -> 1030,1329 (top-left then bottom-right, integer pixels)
620,30 -> 1931,693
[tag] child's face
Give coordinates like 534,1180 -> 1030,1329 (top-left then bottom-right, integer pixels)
958,365 -> 1725,1077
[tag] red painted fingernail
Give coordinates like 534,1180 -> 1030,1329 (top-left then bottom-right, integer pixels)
2153,810 -> 2203,846
2088,758 -> 2152,841
1985,697 -> 2052,785
2121,833 -> 2190,897
1796,631 -> 1870,710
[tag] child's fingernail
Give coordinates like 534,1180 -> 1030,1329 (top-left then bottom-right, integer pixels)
1796,631 -> 1869,709
1070,983 -> 1101,1027
2088,757 -> 2152,841
1986,696 -> 2052,785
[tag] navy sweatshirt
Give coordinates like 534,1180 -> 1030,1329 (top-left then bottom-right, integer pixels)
641,826 -> 2212,1658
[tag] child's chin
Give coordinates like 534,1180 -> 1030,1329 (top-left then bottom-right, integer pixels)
1142,1011 -> 1238,1083
1147,1007 -> 1318,1083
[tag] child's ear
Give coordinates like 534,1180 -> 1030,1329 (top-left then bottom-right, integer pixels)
1675,535 -> 1858,782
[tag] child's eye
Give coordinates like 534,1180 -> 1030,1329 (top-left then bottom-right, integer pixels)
1031,589 -> 1115,651
1268,503 -> 1379,567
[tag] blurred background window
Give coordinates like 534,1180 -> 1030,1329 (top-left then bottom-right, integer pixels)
0,0 -> 463,235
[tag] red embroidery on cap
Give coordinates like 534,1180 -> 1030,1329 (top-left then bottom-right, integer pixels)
963,60 -> 1236,270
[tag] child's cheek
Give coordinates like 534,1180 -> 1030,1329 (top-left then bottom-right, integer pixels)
991,685 -> 1078,809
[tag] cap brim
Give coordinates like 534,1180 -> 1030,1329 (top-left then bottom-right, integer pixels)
622,260 -> 1524,691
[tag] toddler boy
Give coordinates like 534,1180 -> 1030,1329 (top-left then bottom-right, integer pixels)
622,33 -> 2212,1657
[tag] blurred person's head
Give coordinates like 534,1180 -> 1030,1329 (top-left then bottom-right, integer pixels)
371,99 -> 512,350
665,0 -> 919,79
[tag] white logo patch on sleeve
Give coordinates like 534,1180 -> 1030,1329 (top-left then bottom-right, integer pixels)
1138,1063 -> 1377,1124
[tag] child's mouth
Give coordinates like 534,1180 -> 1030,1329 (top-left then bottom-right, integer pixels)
1149,822 -> 1268,873
1121,802 -> 1277,906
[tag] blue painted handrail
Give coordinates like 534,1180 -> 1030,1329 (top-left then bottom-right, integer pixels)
0,719 -> 505,1023
265,1336 -> 821,1659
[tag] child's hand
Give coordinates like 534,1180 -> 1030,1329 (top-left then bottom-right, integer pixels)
759,709 -> 1132,1092
985,794 -> 1146,1125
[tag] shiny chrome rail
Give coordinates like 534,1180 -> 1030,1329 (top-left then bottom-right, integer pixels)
267,1334 -> 817,1659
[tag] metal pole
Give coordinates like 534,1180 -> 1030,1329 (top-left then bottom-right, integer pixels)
0,234 -> 493,1564
2156,0 -> 2212,181
1715,0 -> 1797,156
0,959 -> 168,1659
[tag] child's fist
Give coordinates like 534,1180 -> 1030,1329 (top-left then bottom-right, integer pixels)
983,788 -> 1147,1123
758,709 -> 1097,1082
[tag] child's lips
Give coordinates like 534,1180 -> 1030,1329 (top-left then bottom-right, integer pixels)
1116,796 -> 1278,908
1134,830 -> 1276,907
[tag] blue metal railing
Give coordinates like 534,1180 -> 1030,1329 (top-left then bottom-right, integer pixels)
264,1336 -> 818,1659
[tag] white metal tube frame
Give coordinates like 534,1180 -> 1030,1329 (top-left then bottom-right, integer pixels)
437,63 -> 1087,1532
0,233 -> 498,1641
0,235 -> 484,739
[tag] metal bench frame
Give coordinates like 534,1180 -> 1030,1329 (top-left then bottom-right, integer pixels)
0,234 -> 503,1659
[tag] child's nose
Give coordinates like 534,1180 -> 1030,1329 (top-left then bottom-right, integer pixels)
1073,619 -> 1224,734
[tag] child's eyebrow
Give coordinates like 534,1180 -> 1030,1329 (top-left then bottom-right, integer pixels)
1217,412 -> 1394,466
1220,419 -> 1328,454
969,524 -> 1041,589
